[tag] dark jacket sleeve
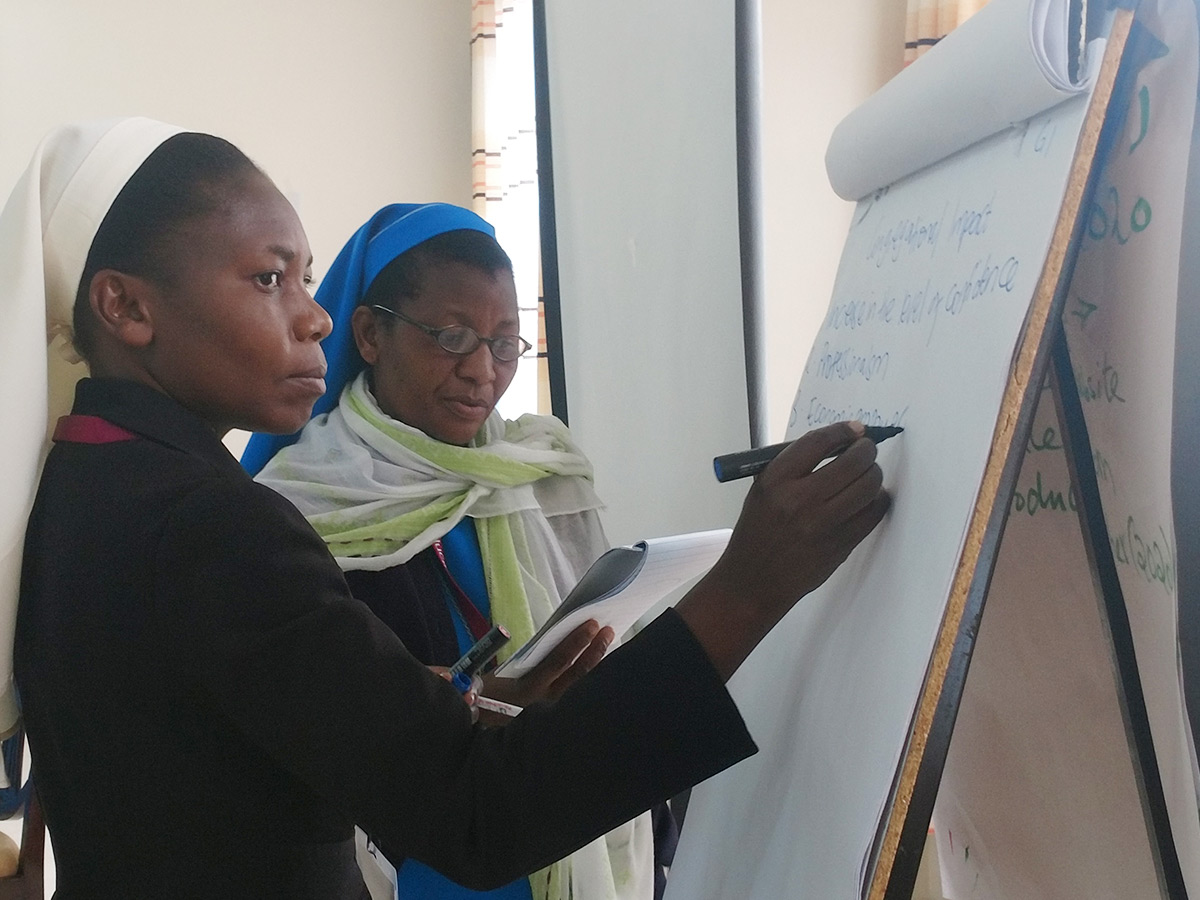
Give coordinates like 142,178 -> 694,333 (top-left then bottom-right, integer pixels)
151,478 -> 756,890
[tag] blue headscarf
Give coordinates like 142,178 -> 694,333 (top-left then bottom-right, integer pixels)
240,202 -> 496,475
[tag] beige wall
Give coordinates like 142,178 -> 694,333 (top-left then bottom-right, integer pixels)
0,0 -> 472,281
760,0 -> 906,441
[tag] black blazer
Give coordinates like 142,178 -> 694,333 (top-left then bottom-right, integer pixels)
16,378 -> 754,899
344,551 -> 464,669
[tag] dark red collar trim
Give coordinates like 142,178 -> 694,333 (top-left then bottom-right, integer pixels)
52,415 -> 141,444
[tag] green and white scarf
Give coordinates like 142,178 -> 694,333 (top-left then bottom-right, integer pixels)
257,372 -> 605,659
256,373 -> 654,900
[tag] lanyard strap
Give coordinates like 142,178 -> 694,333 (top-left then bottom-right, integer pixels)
52,415 -> 140,444
431,538 -> 492,642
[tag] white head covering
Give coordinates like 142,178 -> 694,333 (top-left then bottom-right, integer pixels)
0,117 -> 184,737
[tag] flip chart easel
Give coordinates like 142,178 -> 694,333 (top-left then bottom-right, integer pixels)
662,0 -> 1199,895
865,6 -> 1188,898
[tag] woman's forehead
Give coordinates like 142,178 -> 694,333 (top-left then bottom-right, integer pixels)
174,174 -> 311,266
402,264 -> 518,319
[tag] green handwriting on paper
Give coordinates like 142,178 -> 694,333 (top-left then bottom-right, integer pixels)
1021,431 -> 1115,490
1111,516 -> 1176,595
1070,294 -> 1099,327
1026,425 -> 1064,453
1010,471 -> 1076,517
1088,186 -> 1151,245
1075,357 -> 1126,404
1093,448 -> 1115,490
1130,85 -> 1150,155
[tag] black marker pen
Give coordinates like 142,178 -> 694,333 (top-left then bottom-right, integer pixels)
449,624 -> 511,693
713,425 -> 903,483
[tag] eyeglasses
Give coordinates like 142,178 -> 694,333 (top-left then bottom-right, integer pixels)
371,305 -> 532,362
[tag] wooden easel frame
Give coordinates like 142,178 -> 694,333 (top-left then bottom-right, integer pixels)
862,4 -> 1190,898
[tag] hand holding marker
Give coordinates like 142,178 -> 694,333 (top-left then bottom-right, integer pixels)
448,624 -> 524,718
452,428 -> 901,715
713,425 -> 903,482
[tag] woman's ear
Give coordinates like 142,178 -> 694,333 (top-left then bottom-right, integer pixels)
351,304 -> 382,366
88,270 -> 155,349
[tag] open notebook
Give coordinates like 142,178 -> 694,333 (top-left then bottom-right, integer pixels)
494,529 -> 731,678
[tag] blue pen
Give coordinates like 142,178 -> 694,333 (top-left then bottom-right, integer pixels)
448,624 -> 511,693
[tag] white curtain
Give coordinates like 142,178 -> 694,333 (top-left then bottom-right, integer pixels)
905,0 -> 991,63
471,0 -> 546,416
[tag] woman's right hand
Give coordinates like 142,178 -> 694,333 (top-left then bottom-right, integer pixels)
480,618 -> 615,710
677,420 -> 891,681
